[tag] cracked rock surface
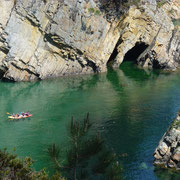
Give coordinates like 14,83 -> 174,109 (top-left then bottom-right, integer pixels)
154,111 -> 180,170
0,0 -> 179,81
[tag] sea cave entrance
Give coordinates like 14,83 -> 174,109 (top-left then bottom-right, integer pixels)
123,42 -> 149,62
0,66 -> 7,80
107,41 -> 149,68
107,45 -> 119,68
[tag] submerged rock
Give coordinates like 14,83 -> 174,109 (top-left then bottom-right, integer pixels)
154,111 -> 180,170
0,0 -> 179,81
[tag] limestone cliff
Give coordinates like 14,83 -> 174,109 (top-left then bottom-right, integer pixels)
154,111 -> 180,170
0,0 -> 179,81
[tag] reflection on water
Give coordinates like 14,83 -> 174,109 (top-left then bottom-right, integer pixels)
0,62 -> 180,179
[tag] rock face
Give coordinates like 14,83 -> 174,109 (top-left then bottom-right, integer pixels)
154,111 -> 180,170
0,0 -> 179,81
111,0 -> 180,69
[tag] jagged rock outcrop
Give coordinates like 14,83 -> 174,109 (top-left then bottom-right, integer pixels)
111,0 -> 180,69
154,111 -> 180,170
0,0 -> 179,81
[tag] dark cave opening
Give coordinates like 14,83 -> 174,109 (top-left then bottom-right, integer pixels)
107,41 -> 149,68
107,46 -> 119,67
0,66 -> 8,80
123,42 -> 149,62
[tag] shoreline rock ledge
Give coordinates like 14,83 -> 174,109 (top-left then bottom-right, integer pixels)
154,111 -> 180,170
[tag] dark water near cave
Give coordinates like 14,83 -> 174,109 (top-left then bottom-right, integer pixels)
1,61 -> 180,179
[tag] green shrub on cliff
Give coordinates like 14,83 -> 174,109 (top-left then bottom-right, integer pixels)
88,8 -> 95,13
157,0 -> 167,8
95,10 -> 101,16
88,8 -> 101,16
173,19 -> 180,27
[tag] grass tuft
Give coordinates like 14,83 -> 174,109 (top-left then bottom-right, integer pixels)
157,0 -> 167,8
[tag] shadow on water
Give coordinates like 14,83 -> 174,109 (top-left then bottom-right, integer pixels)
119,61 -> 160,82
65,74 -> 99,90
106,67 -> 124,93
106,61 -> 161,94
105,62 -> 180,179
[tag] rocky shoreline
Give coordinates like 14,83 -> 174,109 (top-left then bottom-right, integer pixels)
154,111 -> 180,170
0,0 -> 179,81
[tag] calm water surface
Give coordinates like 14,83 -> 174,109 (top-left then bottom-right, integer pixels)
1,62 -> 180,179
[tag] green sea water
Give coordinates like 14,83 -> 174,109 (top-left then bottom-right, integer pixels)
1,61 -> 180,179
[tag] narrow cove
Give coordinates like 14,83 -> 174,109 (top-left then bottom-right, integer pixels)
1,61 -> 180,179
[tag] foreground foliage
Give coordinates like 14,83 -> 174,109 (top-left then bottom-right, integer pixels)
0,114 -> 123,179
0,148 -> 65,180
48,113 -> 123,180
